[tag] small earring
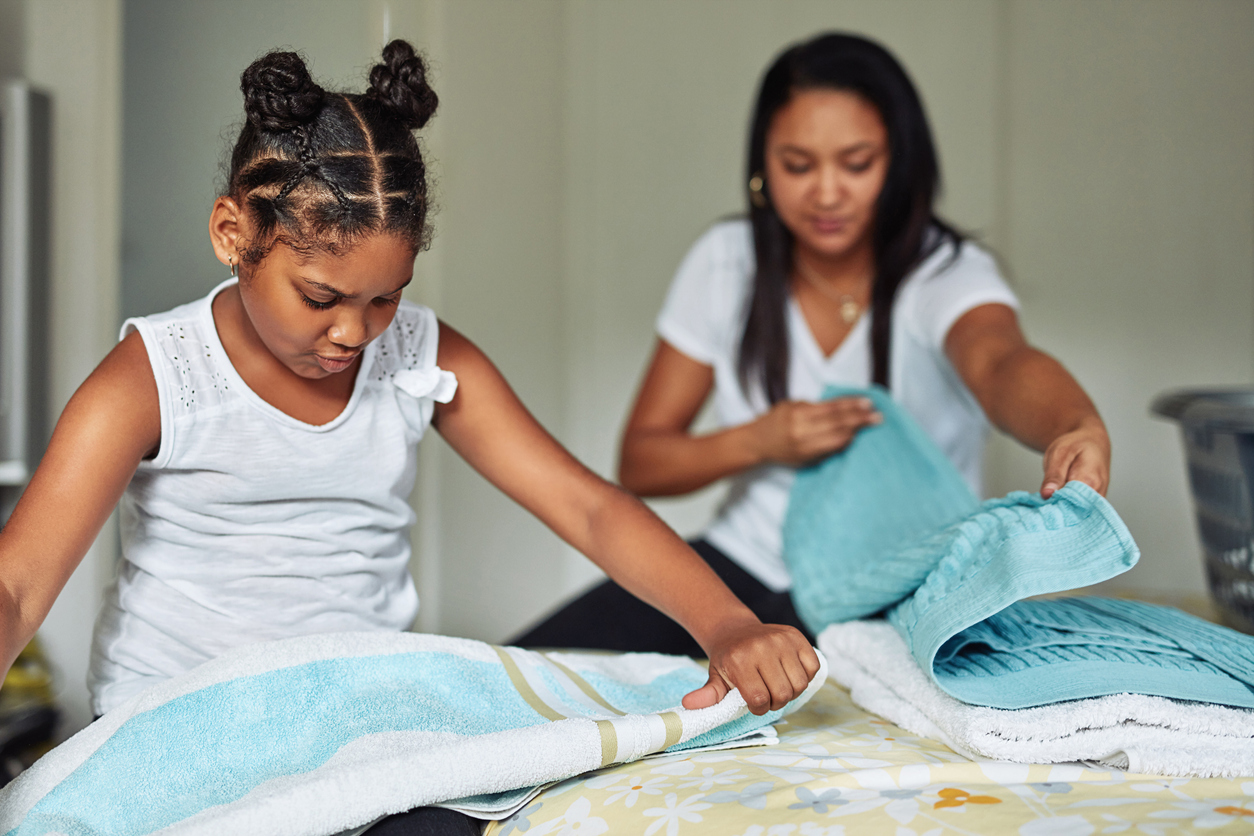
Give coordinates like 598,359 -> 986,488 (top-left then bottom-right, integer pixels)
748,173 -> 767,209
228,255 -> 237,278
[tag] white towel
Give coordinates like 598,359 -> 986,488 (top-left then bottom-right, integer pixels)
819,620 -> 1254,778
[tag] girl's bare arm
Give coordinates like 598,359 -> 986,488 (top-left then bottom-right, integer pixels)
0,332 -> 160,676
433,323 -> 820,714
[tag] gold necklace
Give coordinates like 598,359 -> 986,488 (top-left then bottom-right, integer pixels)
794,258 -> 864,325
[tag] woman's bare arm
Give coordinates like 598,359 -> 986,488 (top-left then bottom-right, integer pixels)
946,304 -> 1110,497
0,332 -> 160,676
433,324 -> 820,714
618,339 -> 878,496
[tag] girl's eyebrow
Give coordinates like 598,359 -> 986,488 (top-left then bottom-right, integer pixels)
301,276 -> 413,298
302,279 -> 349,297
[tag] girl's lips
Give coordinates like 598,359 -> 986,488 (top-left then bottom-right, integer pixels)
315,352 -> 360,373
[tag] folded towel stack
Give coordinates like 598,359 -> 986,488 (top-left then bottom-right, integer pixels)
822,619 -> 1254,778
790,386 -> 1254,777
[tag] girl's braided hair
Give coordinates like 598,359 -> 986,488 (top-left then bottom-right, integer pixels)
226,40 -> 438,264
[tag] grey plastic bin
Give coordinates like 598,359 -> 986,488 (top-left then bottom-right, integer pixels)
1152,389 -> 1254,634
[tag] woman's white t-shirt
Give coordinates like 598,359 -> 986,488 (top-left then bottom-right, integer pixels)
87,280 -> 457,715
656,220 -> 1018,592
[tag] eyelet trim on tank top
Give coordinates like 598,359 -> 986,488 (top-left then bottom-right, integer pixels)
163,322 -> 232,412
365,304 -> 445,397
370,307 -> 437,384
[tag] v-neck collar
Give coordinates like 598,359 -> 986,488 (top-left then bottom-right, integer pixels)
788,294 -> 869,367
200,279 -> 378,432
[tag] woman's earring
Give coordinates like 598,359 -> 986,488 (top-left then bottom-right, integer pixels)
748,173 -> 767,209
228,255 -> 237,278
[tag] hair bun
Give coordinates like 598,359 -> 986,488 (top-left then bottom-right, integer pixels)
241,50 -> 326,132
368,39 -> 438,130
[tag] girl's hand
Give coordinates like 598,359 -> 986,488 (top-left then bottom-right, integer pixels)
1040,417 -> 1110,498
681,617 -> 820,715
751,397 -> 880,467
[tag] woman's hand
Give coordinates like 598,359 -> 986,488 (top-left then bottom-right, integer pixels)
750,397 -> 880,467
681,616 -> 820,715
1040,416 -> 1110,498
620,342 -> 883,496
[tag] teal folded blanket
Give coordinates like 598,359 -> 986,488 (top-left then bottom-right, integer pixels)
785,386 -> 1254,710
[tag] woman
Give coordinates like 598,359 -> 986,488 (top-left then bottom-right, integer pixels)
514,32 -> 1108,653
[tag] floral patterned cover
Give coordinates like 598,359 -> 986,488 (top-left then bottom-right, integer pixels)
484,680 -> 1254,836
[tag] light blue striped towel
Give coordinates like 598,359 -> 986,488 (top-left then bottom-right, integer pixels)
0,632 -> 827,836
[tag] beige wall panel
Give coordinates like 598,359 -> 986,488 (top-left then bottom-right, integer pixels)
421,0 -> 569,642
987,0 -> 1254,594
0,0 -> 23,77
120,0 -> 393,320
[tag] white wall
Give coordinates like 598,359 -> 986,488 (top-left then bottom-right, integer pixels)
405,1 -> 570,641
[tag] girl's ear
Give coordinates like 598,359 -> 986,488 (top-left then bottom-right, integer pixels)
209,197 -> 244,269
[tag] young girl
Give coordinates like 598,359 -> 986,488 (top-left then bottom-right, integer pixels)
516,32 -> 1110,653
0,42 -> 818,834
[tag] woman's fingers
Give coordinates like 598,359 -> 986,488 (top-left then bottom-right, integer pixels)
1065,448 -> 1109,495
1041,431 -> 1110,497
1040,445 -> 1074,498
792,399 -> 880,460
759,398 -> 882,465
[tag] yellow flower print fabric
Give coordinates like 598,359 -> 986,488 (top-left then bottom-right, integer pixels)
486,681 -> 1254,836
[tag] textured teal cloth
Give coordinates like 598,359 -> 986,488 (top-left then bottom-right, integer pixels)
929,597 -> 1254,708
884,481 -> 1141,703
782,385 -> 978,633
782,386 -> 1254,709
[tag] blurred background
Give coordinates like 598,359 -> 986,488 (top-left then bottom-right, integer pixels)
1,0 -> 1251,737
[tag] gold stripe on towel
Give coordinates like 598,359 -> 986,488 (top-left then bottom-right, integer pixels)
596,720 -> 619,767
493,646 -> 565,722
543,654 -> 626,716
658,711 -> 683,752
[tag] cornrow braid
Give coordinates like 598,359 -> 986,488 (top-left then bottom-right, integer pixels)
225,40 -> 438,264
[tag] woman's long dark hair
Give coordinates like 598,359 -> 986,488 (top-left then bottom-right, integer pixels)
739,32 -> 960,401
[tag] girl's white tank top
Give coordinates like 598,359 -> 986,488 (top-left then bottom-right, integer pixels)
87,280 -> 457,715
